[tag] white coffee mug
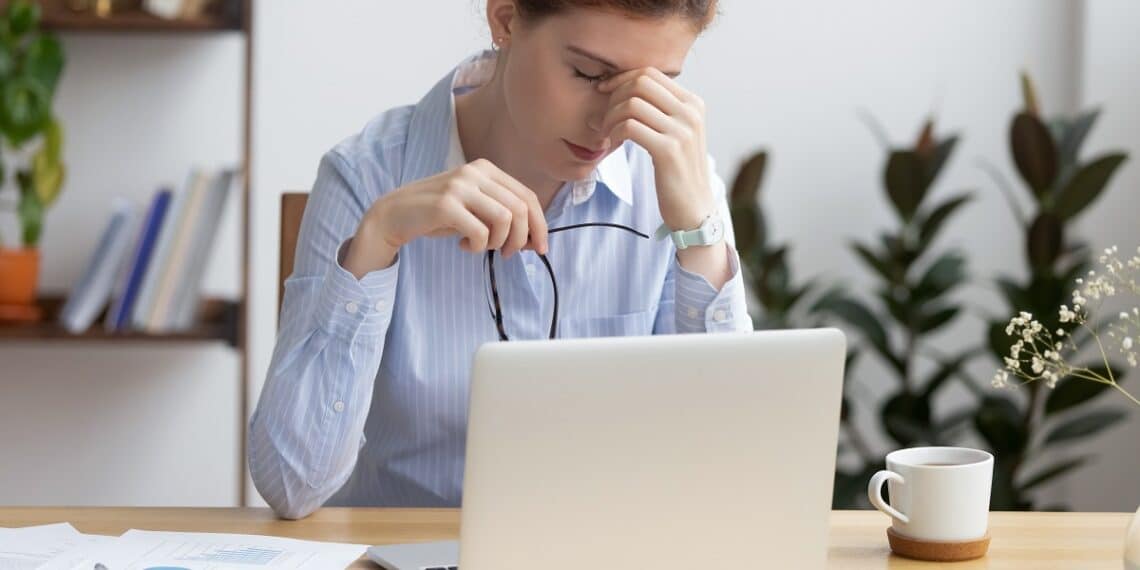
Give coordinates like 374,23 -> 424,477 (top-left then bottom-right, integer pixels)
867,446 -> 994,542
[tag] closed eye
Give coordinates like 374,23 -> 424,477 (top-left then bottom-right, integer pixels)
573,68 -> 608,84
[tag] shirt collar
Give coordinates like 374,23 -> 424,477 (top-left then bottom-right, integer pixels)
404,50 -> 633,207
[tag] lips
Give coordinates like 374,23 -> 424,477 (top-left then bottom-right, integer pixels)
564,140 -> 606,162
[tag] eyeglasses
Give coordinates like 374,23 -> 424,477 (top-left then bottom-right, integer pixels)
484,222 -> 649,341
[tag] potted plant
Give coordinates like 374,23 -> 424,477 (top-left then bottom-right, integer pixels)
979,72 -> 1129,510
0,0 -> 66,313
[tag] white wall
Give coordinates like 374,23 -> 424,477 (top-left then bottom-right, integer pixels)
249,0 -> 1138,511
1057,0 -> 1140,512
0,34 -> 244,506
4,0 -> 1136,512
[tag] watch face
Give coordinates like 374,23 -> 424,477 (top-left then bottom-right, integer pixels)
704,215 -> 724,242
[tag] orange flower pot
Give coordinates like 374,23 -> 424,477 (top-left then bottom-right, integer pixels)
0,247 -> 40,305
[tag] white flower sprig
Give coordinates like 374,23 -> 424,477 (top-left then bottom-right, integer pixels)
994,245 -> 1140,407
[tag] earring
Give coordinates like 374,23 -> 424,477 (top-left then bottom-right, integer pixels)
492,36 -> 506,51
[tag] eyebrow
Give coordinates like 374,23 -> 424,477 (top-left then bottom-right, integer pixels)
566,45 -> 682,78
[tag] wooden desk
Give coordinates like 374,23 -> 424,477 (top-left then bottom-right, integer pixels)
0,508 -> 1131,568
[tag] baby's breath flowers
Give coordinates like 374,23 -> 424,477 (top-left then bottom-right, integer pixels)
994,245 -> 1140,407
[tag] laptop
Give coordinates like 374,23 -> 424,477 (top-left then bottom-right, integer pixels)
368,328 -> 846,570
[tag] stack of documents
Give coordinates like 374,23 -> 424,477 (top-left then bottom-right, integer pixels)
0,523 -> 367,569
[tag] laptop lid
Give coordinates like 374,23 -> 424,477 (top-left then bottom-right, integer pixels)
459,328 -> 846,570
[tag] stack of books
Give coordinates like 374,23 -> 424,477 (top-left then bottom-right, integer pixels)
59,167 -> 239,334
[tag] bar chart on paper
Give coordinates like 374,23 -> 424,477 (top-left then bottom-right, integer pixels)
174,543 -> 286,565
85,530 -> 367,569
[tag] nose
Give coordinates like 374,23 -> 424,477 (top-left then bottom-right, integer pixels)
586,111 -> 604,134
585,91 -> 610,133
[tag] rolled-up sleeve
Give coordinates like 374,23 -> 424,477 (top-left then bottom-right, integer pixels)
248,150 -> 399,519
657,154 -> 753,334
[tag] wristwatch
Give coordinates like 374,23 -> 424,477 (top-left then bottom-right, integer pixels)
654,212 -> 726,250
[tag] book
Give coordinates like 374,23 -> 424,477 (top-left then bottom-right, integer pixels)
58,199 -> 138,334
146,169 -> 210,332
168,169 -> 238,330
130,170 -> 198,331
104,189 -> 173,332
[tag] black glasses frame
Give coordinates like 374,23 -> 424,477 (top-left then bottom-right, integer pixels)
484,222 -> 649,341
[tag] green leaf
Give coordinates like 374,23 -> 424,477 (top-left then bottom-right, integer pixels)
917,305 -> 960,333
0,41 -> 13,79
1020,71 -> 1041,117
1054,154 -> 1128,220
923,135 -> 959,188
32,145 -> 64,207
877,287 -> 910,325
813,292 -> 903,374
1010,112 -> 1058,198
1027,212 -> 1063,271
852,242 -> 895,284
1057,108 -> 1100,169
913,252 -> 967,302
0,76 -> 50,146
24,35 -> 65,94
17,172 -> 43,246
1045,364 -> 1125,416
881,392 -> 933,446
1043,409 -> 1129,446
995,277 -> 1031,311
1017,456 -> 1091,493
917,193 -> 973,249
974,396 -> 1026,455
922,352 -> 978,399
730,204 -> 761,253
885,150 -> 926,221
7,0 -> 40,37
42,116 -> 62,162
729,151 -> 767,208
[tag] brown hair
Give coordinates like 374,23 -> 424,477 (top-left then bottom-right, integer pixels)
515,0 -> 719,32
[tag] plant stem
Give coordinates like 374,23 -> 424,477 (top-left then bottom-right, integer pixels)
1082,321 -> 1117,384
1112,383 -> 1140,407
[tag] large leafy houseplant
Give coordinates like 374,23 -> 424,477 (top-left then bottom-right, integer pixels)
976,73 -> 1130,510
810,117 -> 978,506
728,149 -> 872,508
0,0 -> 66,307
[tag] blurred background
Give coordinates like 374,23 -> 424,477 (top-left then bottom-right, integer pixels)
0,0 -> 1137,511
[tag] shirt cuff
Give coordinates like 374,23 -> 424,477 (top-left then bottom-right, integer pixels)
674,242 -> 751,333
315,237 -> 400,340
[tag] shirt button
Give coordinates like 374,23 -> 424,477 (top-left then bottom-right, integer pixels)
374,299 -> 386,311
525,264 -> 536,277
345,301 -> 359,314
332,401 -> 345,413
686,307 -> 699,319
713,309 -> 729,323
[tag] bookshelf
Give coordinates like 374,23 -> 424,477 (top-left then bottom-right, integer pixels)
0,0 -> 254,503
0,296 -> 240,345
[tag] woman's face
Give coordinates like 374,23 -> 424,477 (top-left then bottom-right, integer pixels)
499,7 -> 699,182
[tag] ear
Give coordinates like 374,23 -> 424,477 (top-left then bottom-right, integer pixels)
486,0 -> 518,41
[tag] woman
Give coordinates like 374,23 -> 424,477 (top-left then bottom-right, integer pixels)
250,0 -> 751,519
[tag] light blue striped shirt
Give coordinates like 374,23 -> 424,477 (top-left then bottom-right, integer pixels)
249,50 -> 752,519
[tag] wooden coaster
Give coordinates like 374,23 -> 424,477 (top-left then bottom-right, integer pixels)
887,527 -> 991,562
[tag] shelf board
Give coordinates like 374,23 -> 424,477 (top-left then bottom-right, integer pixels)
36,4 -> 242,33
0,296 -> 240,346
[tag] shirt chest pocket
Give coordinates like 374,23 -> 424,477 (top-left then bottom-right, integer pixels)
557,307 -> 658,339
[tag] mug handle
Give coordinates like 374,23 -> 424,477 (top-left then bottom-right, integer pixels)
867,470 -> 910,523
